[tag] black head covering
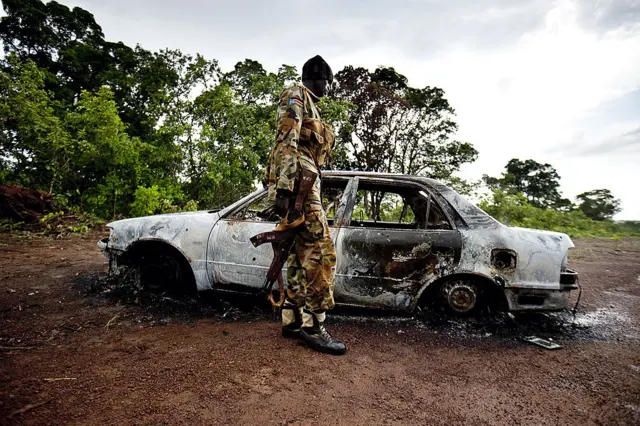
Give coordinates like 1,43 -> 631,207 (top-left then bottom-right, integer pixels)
302,55 -> 333,83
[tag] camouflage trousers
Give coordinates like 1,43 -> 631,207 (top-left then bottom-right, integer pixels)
286,208 -> 337,312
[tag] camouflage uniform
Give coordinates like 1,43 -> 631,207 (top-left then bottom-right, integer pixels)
264,82 -> 336,312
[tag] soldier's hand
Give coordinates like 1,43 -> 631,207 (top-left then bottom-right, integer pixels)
275,189 -> 293,217
286,208 -> 303,223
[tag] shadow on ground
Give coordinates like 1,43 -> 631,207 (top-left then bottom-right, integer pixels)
74,271 -> 628,345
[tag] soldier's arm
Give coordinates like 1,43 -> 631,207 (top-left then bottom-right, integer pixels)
273,88 -> 306,214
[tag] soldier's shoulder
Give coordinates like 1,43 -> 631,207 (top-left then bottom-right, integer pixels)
280,82 -> 307,102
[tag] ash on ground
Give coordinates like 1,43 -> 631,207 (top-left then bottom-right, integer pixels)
73,271 -> 634,344
73,271 -> 271,324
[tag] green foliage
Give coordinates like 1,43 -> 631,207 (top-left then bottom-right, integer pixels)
0,0 -> 171,142
129,185 -> 198,217
443,176 -> 481,198
351,191 -> 415,223
66,87 -> 145,217
576,189 -> 621,221
0,218 -> 25,231
182,200 -> 199,212
480,159 -> 630,237
0,54 -> 71,192
0,56 -> 143,217
616,221 -> 640,234
129,186 -> 163,217
317,96 -> 355,170
483,158 -> 570,209
479,190 -> 638,238
34,208 -> 103,235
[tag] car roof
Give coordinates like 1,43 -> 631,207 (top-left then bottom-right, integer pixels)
323,170 -> 498,228
323,170 -> 443,188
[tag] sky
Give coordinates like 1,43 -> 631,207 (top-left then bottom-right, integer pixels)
60,0 -> 640,219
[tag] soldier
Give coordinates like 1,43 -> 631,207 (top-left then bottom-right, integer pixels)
263,55 -> 346,355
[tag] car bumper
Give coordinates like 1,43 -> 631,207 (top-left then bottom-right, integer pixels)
97,238 -> 109,253
504,269 -> 579,311
98,238 -> 126,275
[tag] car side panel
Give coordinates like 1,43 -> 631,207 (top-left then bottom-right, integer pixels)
457,226 -> 573,290
334,227 -> 462,311
208,219 -> 277,289
208,218 -> 345,291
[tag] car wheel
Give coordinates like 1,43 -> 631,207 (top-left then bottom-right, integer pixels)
440,279 -> 481,316
135,252 -> 184,294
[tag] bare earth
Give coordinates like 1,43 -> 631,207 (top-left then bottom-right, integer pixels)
1,232 -> 639,425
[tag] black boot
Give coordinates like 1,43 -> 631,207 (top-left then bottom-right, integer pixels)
281,300 -> 302,339
299,310 -> 347,355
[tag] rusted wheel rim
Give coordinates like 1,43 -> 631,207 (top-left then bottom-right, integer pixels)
444,281 -> 477,313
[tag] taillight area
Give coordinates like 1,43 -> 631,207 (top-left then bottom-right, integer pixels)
560,269 -> 579,289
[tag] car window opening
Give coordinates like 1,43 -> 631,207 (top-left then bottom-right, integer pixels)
349,184 -> 452,230
228,180 -> 349,225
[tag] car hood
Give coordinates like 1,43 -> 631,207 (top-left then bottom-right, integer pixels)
107,210 -> 219,228
105,210 -> 221,253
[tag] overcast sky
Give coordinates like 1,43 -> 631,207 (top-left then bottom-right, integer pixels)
61,0 -> 640,219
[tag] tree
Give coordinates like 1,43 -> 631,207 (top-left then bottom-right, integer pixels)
190,59 -> 352,208
223,59 -> 298,171
0,54 -> 148,218
316,95 -> 355,170
0,0 -> 116,103
331,65 -> 477,177
331,65 -> 476,218
147,51 -> 221,206
63,87 -> 147,218
0,54 -> 72,193
0,0 -> 181,146
576,189 -> 621,221
483,158 -> 570,209
479,189 -> 636,237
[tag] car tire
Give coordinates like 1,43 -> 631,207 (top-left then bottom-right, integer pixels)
134,251 -> 185,295
439,279 -> 483,316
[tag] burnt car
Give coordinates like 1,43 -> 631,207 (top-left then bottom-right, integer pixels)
98,171 -> 579,314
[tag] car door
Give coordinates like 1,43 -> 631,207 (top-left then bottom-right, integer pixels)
333,178 -> 462,311
207,177 -> 353,291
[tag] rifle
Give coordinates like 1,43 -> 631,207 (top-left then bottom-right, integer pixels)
250,168 -> 318,307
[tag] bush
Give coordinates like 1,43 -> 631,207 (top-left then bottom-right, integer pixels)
129,185 -> 199,217
129,186 -> 163,217
479,190 -> 640,238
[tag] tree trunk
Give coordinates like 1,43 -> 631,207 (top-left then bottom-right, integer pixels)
399,203 -> 408,223
112,190 -> 117,219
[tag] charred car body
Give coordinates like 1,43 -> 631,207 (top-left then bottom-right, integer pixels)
98,171 -> 579,314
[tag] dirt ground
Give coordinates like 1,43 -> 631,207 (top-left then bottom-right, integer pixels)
1,232 -> 639,425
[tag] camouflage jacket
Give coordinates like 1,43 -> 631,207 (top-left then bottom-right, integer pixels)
264,83 -> 334,212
